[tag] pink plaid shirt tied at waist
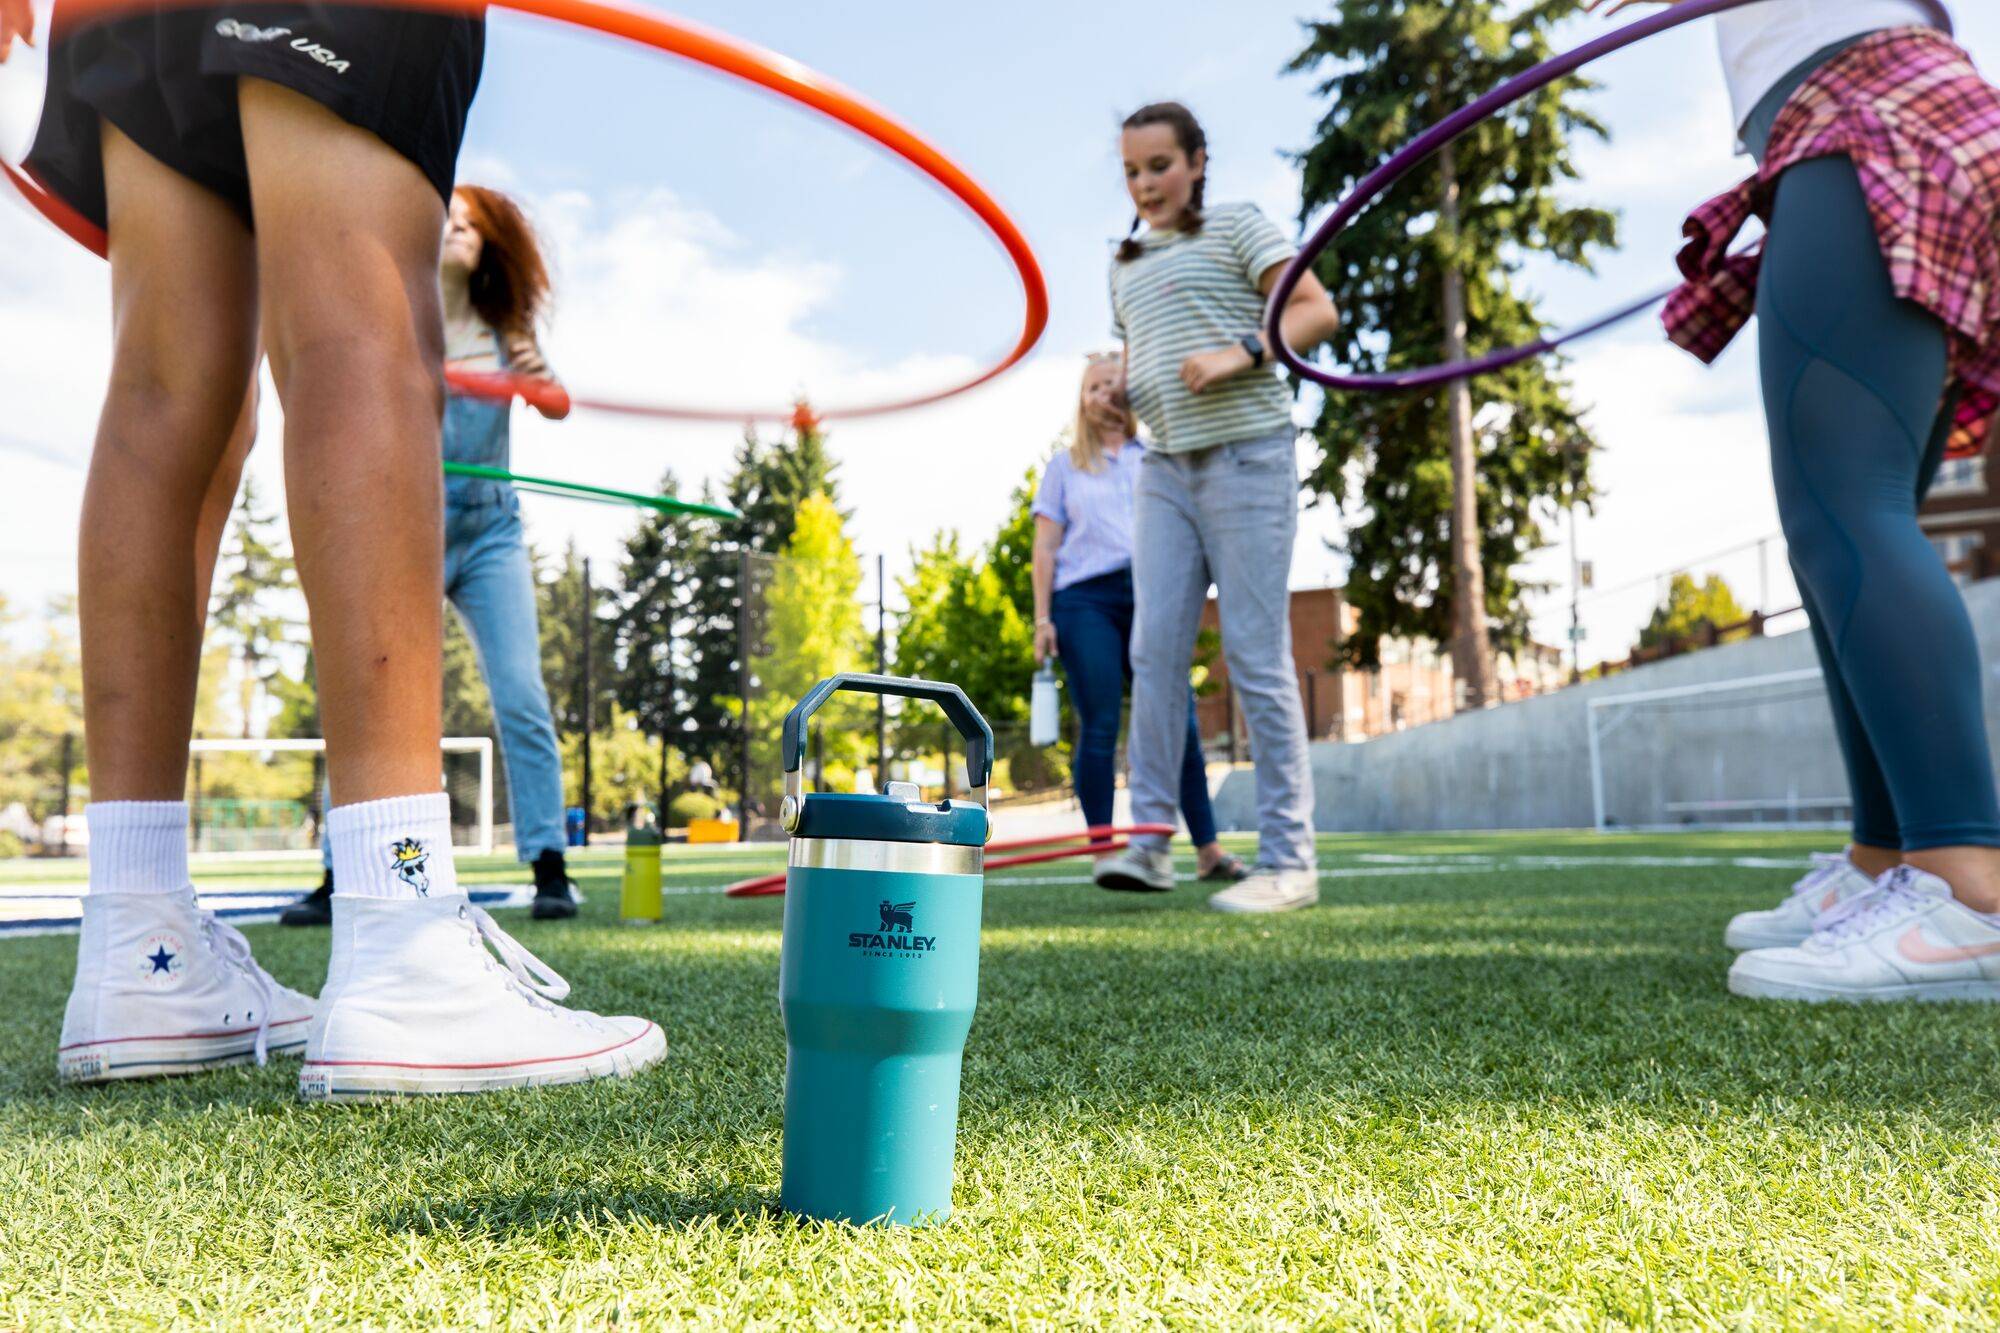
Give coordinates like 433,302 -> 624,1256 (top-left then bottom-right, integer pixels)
1664,27 -> 2000,461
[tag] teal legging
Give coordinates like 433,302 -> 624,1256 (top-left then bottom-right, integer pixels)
1750,78 -> 2000,850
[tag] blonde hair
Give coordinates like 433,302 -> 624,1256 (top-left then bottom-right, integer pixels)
1071,352 -> 1137,474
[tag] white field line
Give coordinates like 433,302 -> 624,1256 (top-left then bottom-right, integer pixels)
0,853 -> 1800,939
1353,853 -> 1813,870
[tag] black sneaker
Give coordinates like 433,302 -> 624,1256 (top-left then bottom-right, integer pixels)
531,850 -> 579,921
280,872 -> 334,927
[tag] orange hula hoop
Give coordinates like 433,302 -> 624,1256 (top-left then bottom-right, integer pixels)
2,0 -> 1048,422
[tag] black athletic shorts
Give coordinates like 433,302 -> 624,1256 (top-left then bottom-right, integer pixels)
26,3 -> 483,231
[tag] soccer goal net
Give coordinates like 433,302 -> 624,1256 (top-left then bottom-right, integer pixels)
1585,668 -> 1852,832
184,737 -> 494,857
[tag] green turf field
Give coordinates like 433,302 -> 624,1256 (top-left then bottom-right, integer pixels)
6,831 -> 2000,1327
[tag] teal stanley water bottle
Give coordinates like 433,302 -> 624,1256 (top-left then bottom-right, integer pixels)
777,673 -> 993,1226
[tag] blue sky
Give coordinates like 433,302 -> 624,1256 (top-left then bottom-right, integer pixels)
4,1 -> 1998,665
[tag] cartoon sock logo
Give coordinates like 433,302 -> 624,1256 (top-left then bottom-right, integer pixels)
390,837 -> 432,896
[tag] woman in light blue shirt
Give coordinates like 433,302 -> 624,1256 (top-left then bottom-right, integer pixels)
1031,354 -> 1243,883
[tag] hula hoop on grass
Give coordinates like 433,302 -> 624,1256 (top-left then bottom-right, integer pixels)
442,462 -> 742,519
723,824 -> 1177,898
1,0 -> 1047,422
1265,0 -> 1840,392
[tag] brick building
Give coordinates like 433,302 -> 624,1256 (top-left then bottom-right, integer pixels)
1191,587 -> 1567,752
1921,423 -> 2000,583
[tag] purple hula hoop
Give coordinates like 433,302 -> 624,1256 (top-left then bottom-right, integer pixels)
1266,0 -> 1766,392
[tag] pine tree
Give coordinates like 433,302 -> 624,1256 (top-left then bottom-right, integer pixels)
609,409 -> 846,803
1292,0 -> 1609,706
726,408 -> 847,553
537,540 -> 617,738
611,469 -> 699,740
207,477 -> 300,737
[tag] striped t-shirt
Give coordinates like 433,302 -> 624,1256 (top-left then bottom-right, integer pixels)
1109,200 -> 1299,454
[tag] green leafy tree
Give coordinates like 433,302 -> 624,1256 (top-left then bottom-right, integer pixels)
1638,573 -> 1750,652
741,493 -> 870,792
1292,0 -> 1610,705
0,596 -> 84,819
207,477 -> 300,737
561,704 -> 663,825
892,531 -> 1035,768
988,464 -> 1041,626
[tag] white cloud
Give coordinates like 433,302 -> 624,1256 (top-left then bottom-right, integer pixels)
1522,332 -> 1790,663
0,180 -> 1093,630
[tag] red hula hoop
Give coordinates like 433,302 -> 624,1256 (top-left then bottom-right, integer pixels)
3,0 -> 1047,422
723,824 -> 1175,898
1266,0 -> 1800,392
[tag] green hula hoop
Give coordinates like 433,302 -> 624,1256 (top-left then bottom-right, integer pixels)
443,462 -> 742,521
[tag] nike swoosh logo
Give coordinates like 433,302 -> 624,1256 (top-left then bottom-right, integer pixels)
1819,888 -> 1839,911
1896,926 -> 2000,965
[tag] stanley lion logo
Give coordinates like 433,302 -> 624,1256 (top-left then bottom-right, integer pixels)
389,837 -> 432,896
849,900 -> 935,956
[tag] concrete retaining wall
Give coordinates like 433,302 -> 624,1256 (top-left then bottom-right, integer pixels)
1211,579 -> 2000,834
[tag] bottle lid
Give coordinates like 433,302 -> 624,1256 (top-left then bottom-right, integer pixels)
792,787 -> 987,847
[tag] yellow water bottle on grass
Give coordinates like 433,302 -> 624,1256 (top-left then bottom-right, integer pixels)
621,806 -> 664,925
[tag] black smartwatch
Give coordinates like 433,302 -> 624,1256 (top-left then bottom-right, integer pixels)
1239,333 -> 1267,368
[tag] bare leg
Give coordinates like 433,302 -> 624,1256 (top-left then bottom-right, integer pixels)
237,80 -> 447,804
1908,848 -> 2000,912
1849,842 -> 1901,880
79,127 -> 259,801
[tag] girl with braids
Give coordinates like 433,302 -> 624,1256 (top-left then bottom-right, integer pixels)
285,185 -> 581,926
1090,101 -> 1342,914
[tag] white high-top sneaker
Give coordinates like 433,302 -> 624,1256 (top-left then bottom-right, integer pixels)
1730,866 -> 2000,1002
59,890 -> 316,1083
1723,851 -> 1878,950
300,894 -> 666,1101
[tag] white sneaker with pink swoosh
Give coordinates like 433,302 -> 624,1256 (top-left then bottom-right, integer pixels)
1723,851 -> 1878,951
1729,867 -> 2000,1002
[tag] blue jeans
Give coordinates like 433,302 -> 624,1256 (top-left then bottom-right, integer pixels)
325,495 -> 567,865
1050,568 -> 1218,846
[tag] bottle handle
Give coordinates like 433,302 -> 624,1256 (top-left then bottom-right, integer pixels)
780,673 -> 994,830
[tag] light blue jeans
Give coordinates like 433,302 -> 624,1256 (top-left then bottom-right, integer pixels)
325,495 -> 567,865
1127,431 -> 1315,869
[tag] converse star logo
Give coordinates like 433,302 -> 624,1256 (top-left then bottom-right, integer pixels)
390,837 -> 432,896
138,933 -> 187,989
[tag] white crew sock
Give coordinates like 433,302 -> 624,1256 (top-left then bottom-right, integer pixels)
327,793 -> 460,902
86,801 -> 191,896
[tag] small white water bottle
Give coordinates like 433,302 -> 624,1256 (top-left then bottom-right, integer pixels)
1030,663 -> 1061,746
